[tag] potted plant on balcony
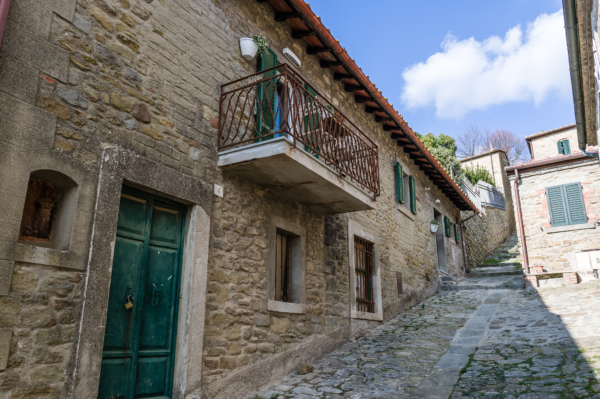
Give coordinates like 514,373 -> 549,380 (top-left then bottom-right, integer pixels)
430,220 -> 441,233
240,35 -> 268,60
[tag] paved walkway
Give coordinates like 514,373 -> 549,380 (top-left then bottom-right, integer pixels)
255,236 -> 600,399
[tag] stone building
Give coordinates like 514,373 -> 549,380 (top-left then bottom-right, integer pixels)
562,0 -> 600,155
525,124 -> 582,160
507,124 -> 600,288
459,149 -> 516,268
0,0 -> 478,398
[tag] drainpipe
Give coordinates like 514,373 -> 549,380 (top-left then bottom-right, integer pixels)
0,0 -> 12,54
459,212 -> 478,273
513,168 -> 530,274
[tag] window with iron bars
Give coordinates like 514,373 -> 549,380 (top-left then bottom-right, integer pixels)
354,237 -> 375,313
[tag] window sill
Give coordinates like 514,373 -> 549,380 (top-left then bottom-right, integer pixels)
396,203 -> 415,221
267,300 -> 306,314
351,309 -> 383,321
543,221 -> 598,234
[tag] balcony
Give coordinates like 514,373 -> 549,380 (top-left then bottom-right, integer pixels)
217,64 -> 380,214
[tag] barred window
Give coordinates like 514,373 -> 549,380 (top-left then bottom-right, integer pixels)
354,237 -> 374,313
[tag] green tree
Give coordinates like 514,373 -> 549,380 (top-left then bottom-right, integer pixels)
463,164 -> 496,187
415,132 -> 463,182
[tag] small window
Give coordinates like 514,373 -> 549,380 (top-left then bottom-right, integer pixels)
275,232 -> 291,302
557,139 -> 571,155
546,183 -> 587,227
268,217 -> 306,313
354,237 -> 375,313
274,229 -> 301,303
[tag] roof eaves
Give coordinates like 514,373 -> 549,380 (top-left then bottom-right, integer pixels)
280,0 -> 478,213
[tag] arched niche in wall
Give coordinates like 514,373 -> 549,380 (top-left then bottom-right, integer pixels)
18,170 -> 78,251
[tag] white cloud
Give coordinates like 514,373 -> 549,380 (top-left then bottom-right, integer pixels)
400,10 -> 571,119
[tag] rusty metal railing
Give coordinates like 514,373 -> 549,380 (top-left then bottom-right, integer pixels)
218,64 -> 380,198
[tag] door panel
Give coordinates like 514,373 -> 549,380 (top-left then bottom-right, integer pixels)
139,246 -> 177,350
98,189 -> 186,399
135,356 -> 170,397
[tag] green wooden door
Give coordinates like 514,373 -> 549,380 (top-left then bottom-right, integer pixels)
98,187 -> 186,399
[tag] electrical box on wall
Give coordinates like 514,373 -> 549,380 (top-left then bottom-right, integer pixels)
283,48 -> 301,67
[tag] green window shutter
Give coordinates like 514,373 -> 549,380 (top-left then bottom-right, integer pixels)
454,223 -> 460,243
257,48 -> 277,139
557,140 -> 564,155
563,140 -> 571,155
409,175 -> 416,214
303,84 -> 320,158
395,162 -> 404,204
546,186 -> 569,227
444,216 -> 451,237
564,183 -> 587,225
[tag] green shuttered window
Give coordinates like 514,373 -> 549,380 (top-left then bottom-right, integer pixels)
409,175 -> 416,214
546,183 -> 587,227
454,223 -> 459,243
257,48 -> 277,139
395,162 -> 404,204
444,216 -> 451,237
557,139 -> 571,155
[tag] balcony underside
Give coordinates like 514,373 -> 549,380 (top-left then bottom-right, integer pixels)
218,138 -> 375,214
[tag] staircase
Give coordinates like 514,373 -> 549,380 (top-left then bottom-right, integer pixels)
442,234 -> 525,291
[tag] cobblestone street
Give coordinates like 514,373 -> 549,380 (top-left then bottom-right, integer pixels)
256,236 -> 600,399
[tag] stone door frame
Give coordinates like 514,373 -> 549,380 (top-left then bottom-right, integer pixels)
69,146 -> 213,399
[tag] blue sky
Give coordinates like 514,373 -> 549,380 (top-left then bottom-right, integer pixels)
309,0 -> 573,143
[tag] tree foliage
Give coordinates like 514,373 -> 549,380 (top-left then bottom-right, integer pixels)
415,132 -> 463,181
463,164 -> 496,187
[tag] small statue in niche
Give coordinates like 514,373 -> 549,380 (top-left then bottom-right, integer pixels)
19,179 -> 57,241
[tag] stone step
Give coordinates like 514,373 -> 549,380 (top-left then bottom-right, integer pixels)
442,275 -> 525,291
465,270 -> 523,278
442,281 -> 524,291
477,263 -> 522,268
440,275 -> 458,282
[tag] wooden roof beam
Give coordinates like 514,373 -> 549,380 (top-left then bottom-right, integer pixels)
333,73 -> 352,81
383,125 -> 400,132
320,60 -> 343,68
275,11 -> 300,21
307,46 -> 331,55
355,95 -> 375,103
292,30 -> 316,39
344,84 -> 363,92
376,116 -> 393,122
365,106 -> 381,113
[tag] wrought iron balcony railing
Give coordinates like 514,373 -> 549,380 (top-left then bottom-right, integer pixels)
218,64 -> 380,198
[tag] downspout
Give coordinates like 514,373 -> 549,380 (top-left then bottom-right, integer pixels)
513,168 -> 530,274
0,0 -> 12,55
563,0 -> 588,151
459,212 -> 478,273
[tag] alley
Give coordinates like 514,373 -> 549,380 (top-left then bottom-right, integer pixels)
256,237 -> 600,399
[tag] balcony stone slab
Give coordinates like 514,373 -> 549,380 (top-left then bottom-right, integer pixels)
218,137 -> 375,214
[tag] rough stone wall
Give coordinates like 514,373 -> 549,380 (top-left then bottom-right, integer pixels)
462,206 -> 514,268
2,266 -> 84,398
529,127 -> 581,160
509,159 -> 600,272
203,177 -> 350,385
